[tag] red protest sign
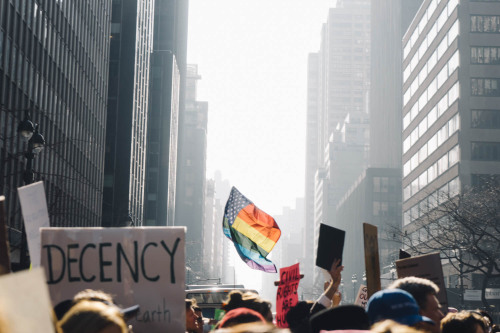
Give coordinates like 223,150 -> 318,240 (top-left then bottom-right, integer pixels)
275,263 -> 300,328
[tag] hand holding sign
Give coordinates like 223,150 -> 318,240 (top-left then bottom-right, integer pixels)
324,259 -> 344,304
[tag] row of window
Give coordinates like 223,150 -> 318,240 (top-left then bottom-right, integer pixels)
404,2 -> 459,84
471,15 -> 500,33
404,145 -> 459,202
404,0 -> 440,59
404,177 -> 460,225
404,43 -> 459,108
471,46 -> 500,64
404,113 -> 460,177
403,52 -> 459,131
404,82 -> 459,151
471,78 -> 500,96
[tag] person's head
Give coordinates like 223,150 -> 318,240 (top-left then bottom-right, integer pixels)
58,300 -> 128,333
285,301 -> 313,331
309,304 -> 370,333
218,308 -> 267,328
222,291 -> 273,322
54,289 -> 139,322
366,289 -> 434,327
389,277 -> 444,332
441,311 -> 488,333
213,322 -> 288,333
186,299 -> 200,332
371,319 -> 427,333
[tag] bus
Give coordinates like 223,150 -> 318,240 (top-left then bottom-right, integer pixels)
186,286 -> 259,320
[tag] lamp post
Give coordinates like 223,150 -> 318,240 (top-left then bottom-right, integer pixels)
352,273 -> 358,302
17,114 -> 45,269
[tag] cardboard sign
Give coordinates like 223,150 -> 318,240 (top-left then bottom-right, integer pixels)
316,224 -> 345,271
354,284 -> 368,308
18,181 -> 50,267
276,263 -> 300,328
395,252 -> 449,311
363,223 -> 381,298
0,268 -> 55,333
0,196 -> 10,275
40,227 -> 186,333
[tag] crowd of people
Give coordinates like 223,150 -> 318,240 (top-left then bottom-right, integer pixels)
19,261 -> 497,333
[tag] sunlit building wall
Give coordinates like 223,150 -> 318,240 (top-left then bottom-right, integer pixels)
144,0 -> 189,227
0,1 -> 111,264
401,0 -> 496,234
102,0 -> 154,226
177,64 -> 208,281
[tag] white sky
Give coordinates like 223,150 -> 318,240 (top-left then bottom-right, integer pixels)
187,0 -> 337,290
187,0 -> 338,216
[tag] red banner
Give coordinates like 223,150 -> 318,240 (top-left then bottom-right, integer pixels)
275,263 -> 300,328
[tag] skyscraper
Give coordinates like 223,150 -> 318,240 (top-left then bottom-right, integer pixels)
102,0 -> 155,227
144,0 -> 189,227
305,0 -> 371,295
0,0 -> 111,263
176,64 -> 208,281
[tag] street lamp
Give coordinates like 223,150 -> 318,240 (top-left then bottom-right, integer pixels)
18,119 -> 45,269
17,112 -> 35,141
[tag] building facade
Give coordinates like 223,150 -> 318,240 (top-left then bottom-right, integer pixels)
144,0 -> 189,227
0,0 -> 111,263
176,64 -> 208,280
102,0 -> 155,227
305,0 -> 371,294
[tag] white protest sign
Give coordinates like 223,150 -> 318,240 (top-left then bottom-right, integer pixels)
0,268 -> 55,333
18,181 -> 50,267
354,284 -> 368,308
464,290 -> 481,301
40,227 -> 186,333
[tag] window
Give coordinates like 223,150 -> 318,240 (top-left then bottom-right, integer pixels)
471,15 -> 500,33
471,78 -> 500,96
472,142 -> 500,161
472,109 -> 500,128
471,46 -> 500,64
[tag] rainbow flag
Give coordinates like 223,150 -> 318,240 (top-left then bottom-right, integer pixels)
223,187 -> 281,273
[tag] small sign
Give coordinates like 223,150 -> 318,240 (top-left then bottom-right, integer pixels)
276,263 -> 300,328
486,288 -> 500,300
18,181 -> 50,267
40,227 -> 186,333
395,252 -> 448,311
354,284 -> 368,308
363,223 -> 381,298
464,290 -> 482,301
316,224 -> 345,271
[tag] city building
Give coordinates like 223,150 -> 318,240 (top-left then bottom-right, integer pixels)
335,168 -> 402,301
305,0 -> 371,295
176,64 -> 208,280
402,0 -> 500,305
144,0 -> 189,227
0,1 -> 111,265
102,0 -> 155,227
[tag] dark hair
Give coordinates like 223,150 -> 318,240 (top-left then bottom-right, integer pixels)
285,301 -> 313,331
222,291 -> 272,321
441,311 -> 487,333
388,277 -> 439,310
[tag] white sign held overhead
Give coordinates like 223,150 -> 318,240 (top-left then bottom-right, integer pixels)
354,284 -> 368,308
40,227 -> 186,333
0,268 -> 55,333
18,181 -> 50,267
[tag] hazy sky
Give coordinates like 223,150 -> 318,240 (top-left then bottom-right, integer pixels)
187,1 -> 338,219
